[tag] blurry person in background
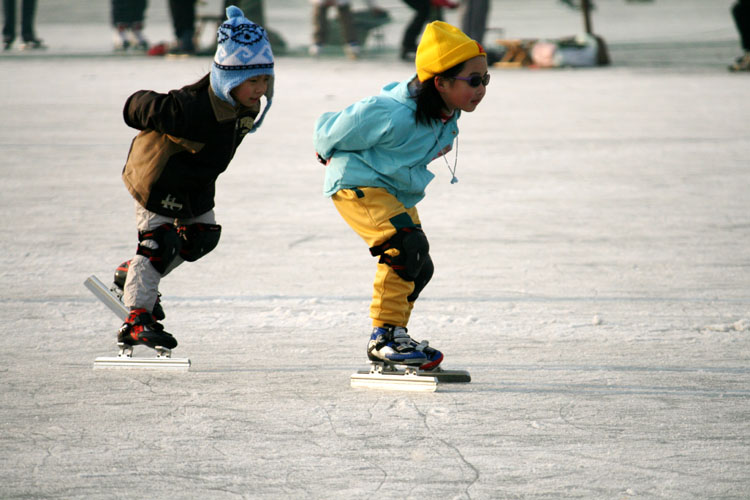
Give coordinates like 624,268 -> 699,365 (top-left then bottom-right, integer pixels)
168,0 -> 196,54
459,0 -> 489,46
309,0 -> 381,59
400,0 -> 459,62
2,0 -> 44,50
400,0 -> 429,61
111,0 -> 149,52
729,0 -> 750,71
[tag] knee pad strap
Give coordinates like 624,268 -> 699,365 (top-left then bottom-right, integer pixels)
370,227 -> 430,282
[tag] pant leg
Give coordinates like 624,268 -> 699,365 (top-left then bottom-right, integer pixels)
123,202 -> 174,312
111,0 -> 139,27
3,0 -> 15,42
332,187 -> 423,327
168,0 -> 194,41
733,0 -> 750,51
20,0 -> 35,41
460,0 -> 489,45
311,3 -> 327,45
401,0 -> 430,52
336,3 -> 357,45
111,0 -> 124,26
114,0 -> 147,25
135,0 -> 148,23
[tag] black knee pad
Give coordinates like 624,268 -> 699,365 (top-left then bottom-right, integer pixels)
370,227 -> 430,282
136,223 -> 181,274
177,223 -> 222,262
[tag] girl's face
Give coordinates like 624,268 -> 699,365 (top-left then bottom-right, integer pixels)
436,55 -> 489,114
230,74 -> 270,107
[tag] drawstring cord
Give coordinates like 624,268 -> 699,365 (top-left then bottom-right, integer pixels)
430,121 -> 459,184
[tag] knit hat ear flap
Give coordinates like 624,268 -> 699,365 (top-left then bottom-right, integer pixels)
415,21 -> 485,82
210,5 -> 275,115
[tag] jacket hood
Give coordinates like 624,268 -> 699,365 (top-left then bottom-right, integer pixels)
379,76 -> 418,111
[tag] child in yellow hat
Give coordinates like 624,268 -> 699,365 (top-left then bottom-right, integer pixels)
313,21 -> 489,370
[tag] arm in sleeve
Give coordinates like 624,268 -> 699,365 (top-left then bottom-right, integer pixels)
123,89 -> 195,137
313,97 -> 393,160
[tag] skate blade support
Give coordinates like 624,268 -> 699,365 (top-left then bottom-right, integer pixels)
84,275 -> 128,320
351,363 -> 471,392
85,275 -> 191,371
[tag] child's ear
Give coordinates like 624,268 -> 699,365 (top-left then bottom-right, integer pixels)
434,76 -> 449,91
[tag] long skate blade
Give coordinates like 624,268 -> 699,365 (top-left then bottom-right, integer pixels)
421,368 -> 471,383
94,356 -> 191,371
84,275 -> 128,320
356,367 -> 471,384
350,372 -> 437,392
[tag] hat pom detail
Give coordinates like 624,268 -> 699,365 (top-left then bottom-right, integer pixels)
226,5 -> 242,19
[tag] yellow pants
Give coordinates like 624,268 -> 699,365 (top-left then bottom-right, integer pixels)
332,187 -> 422,328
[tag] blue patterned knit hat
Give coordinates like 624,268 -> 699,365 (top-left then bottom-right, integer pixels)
210,6 -> 274,129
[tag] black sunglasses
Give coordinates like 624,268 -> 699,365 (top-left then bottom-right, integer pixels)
453,73 -> 490,87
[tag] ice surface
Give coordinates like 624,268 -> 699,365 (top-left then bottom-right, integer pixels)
1,1 -> 749,499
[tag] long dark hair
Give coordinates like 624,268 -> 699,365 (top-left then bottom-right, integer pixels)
413,61 -> 465,125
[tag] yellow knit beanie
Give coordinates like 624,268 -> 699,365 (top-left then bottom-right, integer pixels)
415,21 -> 486,82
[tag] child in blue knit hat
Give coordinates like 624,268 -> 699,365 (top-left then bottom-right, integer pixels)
108,6 -> 274,353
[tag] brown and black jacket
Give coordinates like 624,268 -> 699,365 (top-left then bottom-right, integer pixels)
121,74 -> 259,218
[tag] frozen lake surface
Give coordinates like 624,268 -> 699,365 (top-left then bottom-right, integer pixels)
1,1 -> 749,498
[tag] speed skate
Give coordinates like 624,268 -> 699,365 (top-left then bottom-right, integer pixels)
350,362 -> 471,392
84,275 -> 190,371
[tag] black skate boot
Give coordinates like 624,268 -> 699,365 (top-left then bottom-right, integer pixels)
114,260 -> 165,320
118,308 -> 177,350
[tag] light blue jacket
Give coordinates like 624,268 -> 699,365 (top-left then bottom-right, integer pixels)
314,77 -> 459,208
